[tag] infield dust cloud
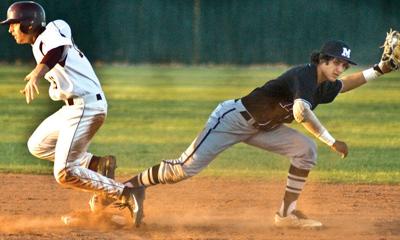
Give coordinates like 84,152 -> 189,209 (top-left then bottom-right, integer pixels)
0,215 -> 61,233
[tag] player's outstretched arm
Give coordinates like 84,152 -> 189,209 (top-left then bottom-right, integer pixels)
20,63 -> 49,104
341,29 -> 400,93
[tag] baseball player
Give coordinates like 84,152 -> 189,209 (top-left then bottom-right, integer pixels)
1,1 -> 144,227
122,39 -> 395,228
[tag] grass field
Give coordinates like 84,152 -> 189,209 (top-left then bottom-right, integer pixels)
0,64 -> 399,183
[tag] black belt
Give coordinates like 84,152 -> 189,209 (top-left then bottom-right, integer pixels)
239,108 -> 279,131
239,111 -> 252,121
235,98 -> 254,122
66,93 -> 102,106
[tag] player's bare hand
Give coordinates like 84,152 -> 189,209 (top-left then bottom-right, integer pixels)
20,72 -> 40,104
331,140 -> 348,159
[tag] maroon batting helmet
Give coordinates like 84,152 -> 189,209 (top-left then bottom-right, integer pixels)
0,1 -> 46,34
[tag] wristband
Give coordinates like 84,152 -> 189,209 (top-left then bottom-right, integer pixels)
374,63 -> 384,74
318,130 -> 335,146
362,66 -> 382,82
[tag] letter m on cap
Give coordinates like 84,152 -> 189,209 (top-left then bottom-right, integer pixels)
341,47 -> 351,58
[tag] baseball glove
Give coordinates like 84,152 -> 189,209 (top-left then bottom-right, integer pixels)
380,29 -> 400,70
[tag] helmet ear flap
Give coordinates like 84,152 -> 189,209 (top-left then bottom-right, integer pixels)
19,20 -> 31,34
20,19 -> 39,34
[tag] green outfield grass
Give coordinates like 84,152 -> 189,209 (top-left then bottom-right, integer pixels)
0,64 -> 399,183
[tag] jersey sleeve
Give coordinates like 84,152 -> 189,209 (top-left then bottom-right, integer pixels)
290,65 -> 317,107
40,46 -> 64,69
40,20 -> 73,54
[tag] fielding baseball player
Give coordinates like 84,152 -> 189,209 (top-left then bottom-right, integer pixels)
1,1 -> 144,228
122,36 -> 399,228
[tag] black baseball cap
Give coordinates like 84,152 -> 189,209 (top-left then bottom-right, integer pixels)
320,40 -> 357,65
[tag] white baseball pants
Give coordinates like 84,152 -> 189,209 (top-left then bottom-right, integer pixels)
27,96 -> 124,199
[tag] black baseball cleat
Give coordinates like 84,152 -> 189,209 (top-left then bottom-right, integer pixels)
114,186 -> 146,228
97,155 -> 117,179
89,155 -> 117,213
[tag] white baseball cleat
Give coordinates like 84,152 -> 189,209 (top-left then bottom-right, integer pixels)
114,186 -> 146,228
274,210 -> 323,229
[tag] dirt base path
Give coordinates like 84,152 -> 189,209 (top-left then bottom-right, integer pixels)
0,173 -> 399,240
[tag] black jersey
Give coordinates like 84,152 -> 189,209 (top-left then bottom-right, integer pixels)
241,63 -> 342,131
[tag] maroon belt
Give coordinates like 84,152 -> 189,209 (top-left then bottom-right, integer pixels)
65,93 -> 102,106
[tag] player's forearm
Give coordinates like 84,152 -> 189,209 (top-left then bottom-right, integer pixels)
293,99 -> 335,146
340,72 -> 367,93
29,63 -> 50,80
301,121 -> 335,146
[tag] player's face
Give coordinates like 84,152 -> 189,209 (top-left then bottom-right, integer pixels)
321,58 -> 350,81
8,23 -> 34,44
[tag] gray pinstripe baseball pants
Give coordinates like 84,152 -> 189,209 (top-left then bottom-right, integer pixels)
157,99 -> 318,184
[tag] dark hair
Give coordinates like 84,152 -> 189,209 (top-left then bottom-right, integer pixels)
310,51 -> 334,64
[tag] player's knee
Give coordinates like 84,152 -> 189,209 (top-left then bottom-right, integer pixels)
27,136 -> 56,161
27,137 -> 44,159
293,136 -> 318,169
27,137 -> 51,160
307,140 -> 318,163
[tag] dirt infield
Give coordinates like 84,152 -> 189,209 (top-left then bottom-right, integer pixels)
0,173 -> 399,240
